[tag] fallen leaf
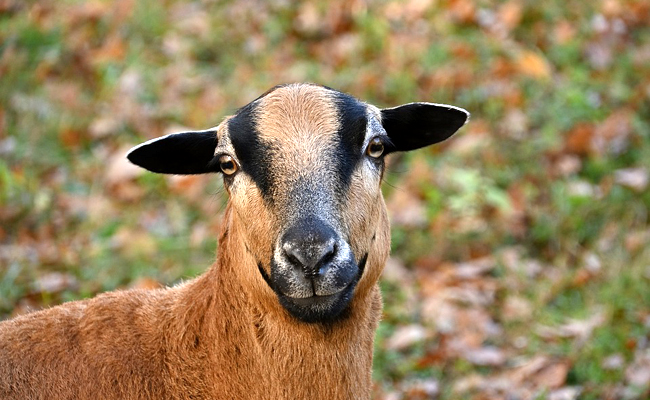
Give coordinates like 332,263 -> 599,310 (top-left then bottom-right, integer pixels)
566,180 -> 600,199
462,346 -> 506,366
377,391 -> 400,400
516,50 -> 552,79
500,247 -> 545,278
554,20 -> 576,44
498,1 -> 522,31
625,230 -> 650,253
448,0 -> 476,23
66,1 -> 110,25
173,4 -> 210,37
592,109 -> 633,156
500,108 -> 529,138
91,35 -> 126,65
166,174 -> 209,202
89,115 -> 122,138
33,272 -> 78,294
381,257 -> 414,284
402,379 -> 439,399
118,69 -> 143,97
548,386 -> 582,400
294,2 -> 323,36
626,350 -> 650,388
602,0 -> 623,17
586,41 -> 613,70
386,189 -> 427,228
105,146 -> 143,185
582,252 -> 602,273
565,123 -> 595,155
452,373 -> 490,395
448,120 -> 491,156
602,353 -> 625,370
111,227 -> 157,258
189,223 -> 210,248
502,295 -> 533,322
536,311 -> 606,343
386,324 -> 429,351
553,154 -> 582,177
454,256 -> 495,279
533,361 -> 570,389
58,127 -> 84,149
104,146 -> 145,201
0,136 -> 15,156
614,167 -> 649,192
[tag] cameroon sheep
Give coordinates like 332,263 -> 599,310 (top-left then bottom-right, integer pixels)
0,83 -> 468,399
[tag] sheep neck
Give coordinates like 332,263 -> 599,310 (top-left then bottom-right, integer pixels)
178,205 -> 383,399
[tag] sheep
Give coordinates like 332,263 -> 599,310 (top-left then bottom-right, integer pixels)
0,83 -> 468,400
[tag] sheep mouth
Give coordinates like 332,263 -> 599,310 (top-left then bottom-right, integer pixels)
278,286 -> 355,323
262,253 -> 368,323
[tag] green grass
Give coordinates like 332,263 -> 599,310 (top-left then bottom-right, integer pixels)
1,0 -> 650,398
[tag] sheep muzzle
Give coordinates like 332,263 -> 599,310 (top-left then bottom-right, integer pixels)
269,217 -> 364,323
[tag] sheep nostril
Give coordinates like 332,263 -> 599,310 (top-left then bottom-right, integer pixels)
282,244 -> 303,267
282,239 -> 337,278
321,241 -> 336,264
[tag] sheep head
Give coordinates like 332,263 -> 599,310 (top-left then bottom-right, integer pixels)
127,83 -> 468,323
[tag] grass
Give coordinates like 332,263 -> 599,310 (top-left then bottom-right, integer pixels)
1,0 -> 650,398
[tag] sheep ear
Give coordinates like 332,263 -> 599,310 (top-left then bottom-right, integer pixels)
127,130 -> 220,174
381,103 -> 469,152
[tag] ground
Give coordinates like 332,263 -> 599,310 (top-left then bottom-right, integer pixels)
1,1 -> 650,399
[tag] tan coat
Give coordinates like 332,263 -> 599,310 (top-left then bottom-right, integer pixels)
0,83 -> 468,399
0,203 -> 389,400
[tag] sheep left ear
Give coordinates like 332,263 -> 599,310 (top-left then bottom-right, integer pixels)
127,129 -> 220,174
381,103 -> 469,152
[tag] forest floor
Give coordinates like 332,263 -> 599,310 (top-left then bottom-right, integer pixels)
1,1 -> 650,398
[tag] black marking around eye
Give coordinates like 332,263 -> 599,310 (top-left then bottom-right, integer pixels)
228,87 -> 372,202
228,101 -> 273,200
332,91 -> 368,190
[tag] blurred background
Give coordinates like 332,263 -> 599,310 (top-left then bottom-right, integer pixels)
1,0 -> 649,398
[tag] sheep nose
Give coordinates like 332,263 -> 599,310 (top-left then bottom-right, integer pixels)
282,240 -> 336,277
281,223 -> 338,278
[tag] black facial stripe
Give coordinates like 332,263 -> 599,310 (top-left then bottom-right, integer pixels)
228,102 -> 273,199
229,87 -> 372,203
332,92 -> 368,191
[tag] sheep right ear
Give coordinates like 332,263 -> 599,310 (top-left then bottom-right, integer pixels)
127,130 -> 220,175
381,103 -> 469,152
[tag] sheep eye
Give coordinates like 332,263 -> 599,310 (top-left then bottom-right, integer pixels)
219,155 -> 238,175
366,137 -> 385,158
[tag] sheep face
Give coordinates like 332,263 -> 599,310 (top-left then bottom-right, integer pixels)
220,84 -> 387,323
127,83 -> 468,323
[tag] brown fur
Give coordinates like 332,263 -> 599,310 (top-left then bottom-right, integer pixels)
0,203 -> 389,399
0,84 -> 392,399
